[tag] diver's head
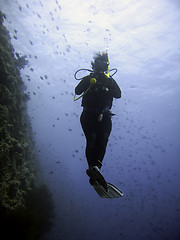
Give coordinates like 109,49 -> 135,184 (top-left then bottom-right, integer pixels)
91,51 -> 109,73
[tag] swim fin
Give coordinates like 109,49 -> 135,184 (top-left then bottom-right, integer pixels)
93,182 -> 124,198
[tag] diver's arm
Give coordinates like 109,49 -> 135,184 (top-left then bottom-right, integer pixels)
111,79 -> 121,98
75,76 -> 90,95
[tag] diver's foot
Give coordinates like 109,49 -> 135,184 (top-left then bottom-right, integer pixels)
86,166 -> 108,192
86,166 -> 100,178
89,178 -> 98,186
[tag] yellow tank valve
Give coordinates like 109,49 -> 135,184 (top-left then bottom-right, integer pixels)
90,78 -> 96,85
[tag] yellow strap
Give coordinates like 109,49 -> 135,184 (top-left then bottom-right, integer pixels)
73,87 -> 90,101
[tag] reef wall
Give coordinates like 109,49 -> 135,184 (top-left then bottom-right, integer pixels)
0,11 -> 54,239
0,10 -> 35,212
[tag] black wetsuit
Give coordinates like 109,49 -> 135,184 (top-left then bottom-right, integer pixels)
75,72 -> 121,169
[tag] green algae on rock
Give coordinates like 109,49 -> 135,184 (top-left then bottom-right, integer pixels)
0,8 -> 54,240
0,10 -> 54,239
0,11 -> 35,212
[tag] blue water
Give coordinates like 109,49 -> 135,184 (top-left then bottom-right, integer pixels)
0,0 -> 180,239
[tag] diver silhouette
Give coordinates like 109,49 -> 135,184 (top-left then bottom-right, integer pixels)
75,52 -> 121,187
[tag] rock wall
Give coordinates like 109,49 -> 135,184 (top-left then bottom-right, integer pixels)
0,11 -> 54,240
0,10 -> 36,212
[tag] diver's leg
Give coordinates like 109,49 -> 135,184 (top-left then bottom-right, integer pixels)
80,110 -> 109,191
85,132 -> 97,168
96,116 -> 112,167
80,110 -> 97,168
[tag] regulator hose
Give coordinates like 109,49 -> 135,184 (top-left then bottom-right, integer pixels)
74,69 -> 93,80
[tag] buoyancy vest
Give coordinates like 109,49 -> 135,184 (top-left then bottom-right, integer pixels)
81,73 -> 114,112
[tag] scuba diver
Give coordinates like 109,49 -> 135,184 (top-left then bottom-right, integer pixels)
74,52 -> 121,190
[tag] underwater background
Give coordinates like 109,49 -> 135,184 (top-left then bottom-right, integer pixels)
0,0 -> 180,239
